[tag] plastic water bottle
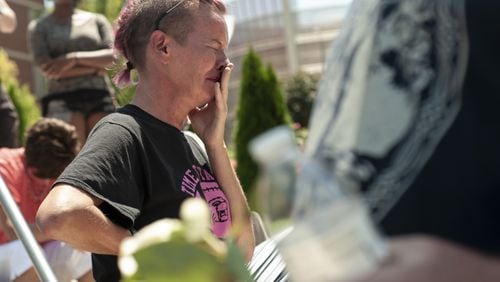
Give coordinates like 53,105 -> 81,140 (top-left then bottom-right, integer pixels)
249,126 -> 299,235
250,126 -> 387,281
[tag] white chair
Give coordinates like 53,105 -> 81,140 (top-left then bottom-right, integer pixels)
250,211 -> 269,245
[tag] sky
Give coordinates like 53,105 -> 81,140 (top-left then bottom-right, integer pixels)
43,0 -> 53,9
295,0 -> 353,10
225,0 -> 353,9
44,0 -> 354,12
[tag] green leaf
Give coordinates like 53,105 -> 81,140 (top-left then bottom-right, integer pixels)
119,199 -> 253,282
124,241 -> 231,282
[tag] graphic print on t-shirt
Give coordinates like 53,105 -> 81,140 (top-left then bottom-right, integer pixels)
181,164 -> 231,237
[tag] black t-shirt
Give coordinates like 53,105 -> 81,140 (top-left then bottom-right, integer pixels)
380,0 -> 500,254
56,104 -> 232,281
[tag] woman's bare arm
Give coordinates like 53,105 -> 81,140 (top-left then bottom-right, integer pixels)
205,144 -> 255,261
189,64 -> 255,261
66,49 -> 115,69
0,205 -> 51,242
36,184 -> 131,255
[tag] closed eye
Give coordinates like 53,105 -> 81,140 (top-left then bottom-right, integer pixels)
208,45 -> 220,52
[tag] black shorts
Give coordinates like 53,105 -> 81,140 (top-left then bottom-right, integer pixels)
41,89 -> 116,121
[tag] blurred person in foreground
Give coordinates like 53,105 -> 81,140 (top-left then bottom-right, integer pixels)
28,0 -> 116,145
305,0 -> 500,281
36,0 -> 255,281
0,118 -> 92,282
0,0 -> 19,148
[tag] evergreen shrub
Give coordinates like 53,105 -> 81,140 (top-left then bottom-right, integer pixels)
233,48 -> 291,208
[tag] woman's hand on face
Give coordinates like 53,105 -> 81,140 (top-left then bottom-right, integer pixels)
189,63 -> 233,148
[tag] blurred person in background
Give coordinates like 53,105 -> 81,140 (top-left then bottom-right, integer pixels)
0,0 -> 16,33
305,0 -> 500,281
0,0 -> 19,148
0,118 -> 92,282
28,0 -> 116,145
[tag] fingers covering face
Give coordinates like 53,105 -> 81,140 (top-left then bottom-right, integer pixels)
220,63 -> 233,103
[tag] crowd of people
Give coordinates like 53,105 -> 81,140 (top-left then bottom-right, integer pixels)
2,1 -> 117,278
1,0 -> 499,281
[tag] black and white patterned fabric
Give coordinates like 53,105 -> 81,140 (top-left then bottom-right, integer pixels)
306,0 -> 468,221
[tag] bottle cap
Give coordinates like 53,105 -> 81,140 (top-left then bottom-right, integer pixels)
249,126 -> 298,164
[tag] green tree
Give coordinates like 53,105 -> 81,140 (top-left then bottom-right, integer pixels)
266,64 -> 292,127
79,0 -> 124,21
233,48 -> 291,207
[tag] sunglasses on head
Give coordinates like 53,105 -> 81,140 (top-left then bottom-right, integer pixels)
154,0 -> 186,30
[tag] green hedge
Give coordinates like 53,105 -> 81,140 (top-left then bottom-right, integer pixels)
284,71 -> 320,128
233,48 -> 291,208
0,49 -> 41,145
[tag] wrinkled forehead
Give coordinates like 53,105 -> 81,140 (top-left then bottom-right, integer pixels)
191,9 -> 229,45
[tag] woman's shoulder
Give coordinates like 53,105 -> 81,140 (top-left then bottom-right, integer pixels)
97,106 -> 149,135
100,109 -> 140,128
72,9 -> 98,26
74,9 -> 110,26
86,111 -> 142,147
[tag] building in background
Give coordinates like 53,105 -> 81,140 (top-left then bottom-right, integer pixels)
0,0 -> 44,94
225,0 -> 352,140
1,0 -> 353,141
